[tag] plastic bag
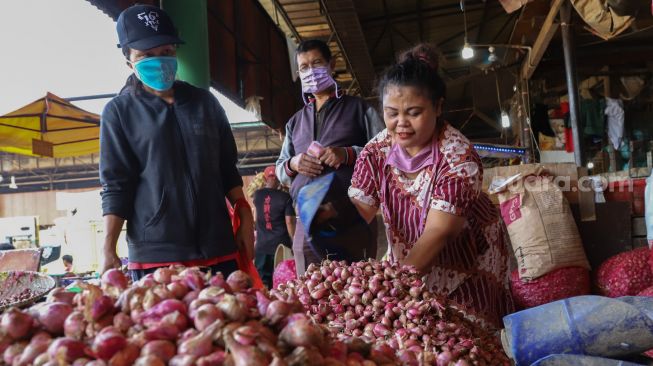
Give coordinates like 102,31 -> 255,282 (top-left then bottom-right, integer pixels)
273,259 -> 297,289
228,199 -> 264,289
502,295 -> 653,366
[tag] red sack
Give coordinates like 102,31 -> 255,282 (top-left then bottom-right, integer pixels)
273,259 -> 297,289
638,286 -> 653,297
596,247 -> 653,298
511,267 -> 590,309
228,199 -> 264,290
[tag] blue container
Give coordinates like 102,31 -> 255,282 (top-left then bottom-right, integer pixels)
530,354 -> 643,366
502,295 -> 653,366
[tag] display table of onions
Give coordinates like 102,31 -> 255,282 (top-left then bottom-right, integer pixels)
0,266 -> 398,366
273,260 -> 510,366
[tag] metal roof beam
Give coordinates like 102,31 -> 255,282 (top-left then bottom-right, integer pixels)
521,0 -> 564,80
321,0 -> 377,96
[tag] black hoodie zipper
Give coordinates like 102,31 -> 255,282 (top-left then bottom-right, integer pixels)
168,104 -> 199,247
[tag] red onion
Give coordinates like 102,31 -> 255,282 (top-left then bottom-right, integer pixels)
142,340 -> 176,363
101,269 -> 129,291
47,337 -> 87,362
226,270 -> 252,292
4,341 -> 27,365
38,302 -> 73,335
93,327 -> 127,360
1,307 -> 33,340
182,290 -> 199,305
193,303 -> 222,331
138,274 -> 157,288
15,332 -> 50,366
144,323 -> 181,341
224,333 -> 269,366
91,295 -> 115,321
209,272 -> 231,292
196,350 -> 227,366
47,288 -> 76,305
112,312 -> 133,334
64,311 -> 86,340
216,294 -> 247,322
138,299 -> 187,324
169,355 -> 197,366
179,268 -> 205,291
134,355 -> 166,366
437,351 -> 453,366
108,342 -> 140,366
160,311 -> 189,332
198,286 -> 226,303
279,318 -> 325,349
255,291 -> 271,316
153,267 -> 176,284
178,330 -> 213,357
167,281 -> 190,300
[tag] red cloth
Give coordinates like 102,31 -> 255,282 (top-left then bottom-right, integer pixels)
128,253 -> 238,270
565,128 -> 574,153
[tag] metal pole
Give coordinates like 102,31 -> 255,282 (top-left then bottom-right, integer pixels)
560,1 -> 583,166
162,0 -> 211,89
64,94 -> 117,102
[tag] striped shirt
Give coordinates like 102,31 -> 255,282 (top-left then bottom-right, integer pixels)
349,125 -> 514,327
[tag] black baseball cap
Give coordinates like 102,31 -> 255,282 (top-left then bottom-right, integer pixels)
116,5 -> 185,50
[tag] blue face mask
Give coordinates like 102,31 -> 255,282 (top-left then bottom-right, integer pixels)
132,56 -> 177,91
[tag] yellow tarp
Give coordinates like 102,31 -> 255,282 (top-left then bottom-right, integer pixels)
0,92 -> 100,158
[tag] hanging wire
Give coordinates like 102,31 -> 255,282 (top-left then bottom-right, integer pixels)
495,74 -> 505,140
461,0 -> 468,41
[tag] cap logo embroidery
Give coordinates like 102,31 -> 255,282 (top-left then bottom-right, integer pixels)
137,11 -> 160,31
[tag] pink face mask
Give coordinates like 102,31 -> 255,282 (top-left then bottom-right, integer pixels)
385,143 -> 435,174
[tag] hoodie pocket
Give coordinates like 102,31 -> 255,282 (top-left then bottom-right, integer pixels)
141,184 -> 195,243
144,189 -> 167,228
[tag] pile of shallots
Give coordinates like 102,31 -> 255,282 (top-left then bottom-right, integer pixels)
0,266 -> 398,366
274,260 -> 510,366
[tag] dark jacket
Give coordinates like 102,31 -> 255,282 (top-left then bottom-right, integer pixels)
99,76 -> 242,263
275,95 -> 383,200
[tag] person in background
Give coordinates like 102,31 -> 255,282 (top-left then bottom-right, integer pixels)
275,39 -> 384,275
99,5 -> 254,280
349,44 -> 513,328
62,255 -> 75,277
252,166 -> 295,288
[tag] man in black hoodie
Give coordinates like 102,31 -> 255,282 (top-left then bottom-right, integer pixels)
99,5 -> 254,280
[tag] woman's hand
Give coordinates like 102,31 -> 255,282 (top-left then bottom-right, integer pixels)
402,209 -> 465,274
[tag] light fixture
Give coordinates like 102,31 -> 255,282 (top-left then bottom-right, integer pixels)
460,1 -> 474,60
501,111 -> 511,128
462,43 -> 474,60
9,176 -> 17,189
587,162 -> 595,170
0,175 -> 3,183
488,46 -> 498,63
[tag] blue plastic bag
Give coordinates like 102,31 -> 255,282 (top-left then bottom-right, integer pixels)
502,295 -> 653,366
530,354 -> 643,366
